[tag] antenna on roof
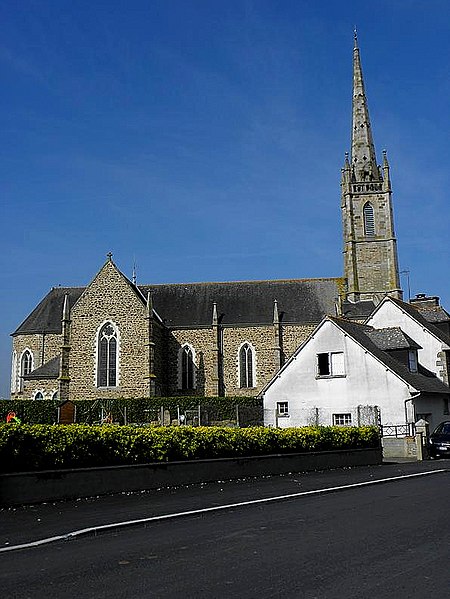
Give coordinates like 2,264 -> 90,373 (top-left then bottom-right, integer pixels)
400,269 -> 411,302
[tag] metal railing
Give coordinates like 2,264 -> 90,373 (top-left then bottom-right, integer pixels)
381,423 -> 415,438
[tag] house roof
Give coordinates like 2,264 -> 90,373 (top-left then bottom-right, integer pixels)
24,356 -> 60,380
342,299 -> 376,320
13,277 -> 344,334
329,317 -> 450,395
366,327 -> 422,351
414,306 -> 450,324
387,297 -> 450,347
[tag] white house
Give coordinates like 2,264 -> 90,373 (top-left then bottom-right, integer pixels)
262,317 -> 450,432
366,296 -> 450,385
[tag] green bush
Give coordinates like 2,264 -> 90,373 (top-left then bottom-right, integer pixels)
0,424 -> 380,473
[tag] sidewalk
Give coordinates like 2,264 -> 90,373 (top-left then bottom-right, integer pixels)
1,460 -> 447,550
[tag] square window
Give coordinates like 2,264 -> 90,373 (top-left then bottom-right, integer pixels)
277,401 -> 289,416
333,413 -> 352,426
317,352 -> 345,377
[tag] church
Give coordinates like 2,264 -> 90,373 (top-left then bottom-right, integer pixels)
10,35 -> 450,403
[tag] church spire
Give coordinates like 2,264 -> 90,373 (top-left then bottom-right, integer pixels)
342,31 -> 402,304
351,30 -> 379,182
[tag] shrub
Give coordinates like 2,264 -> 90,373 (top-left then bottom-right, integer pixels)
0,424 -> 379,473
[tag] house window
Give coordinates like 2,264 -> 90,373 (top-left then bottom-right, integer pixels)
179,344 -> 196,390
277,402 -> 289,416
363,202 -> 375,236
333,413 -> 352,426
408,350 -> 418,373
239,343 -> 255,388
97,322 -> 118,387
317,352 -> 345,377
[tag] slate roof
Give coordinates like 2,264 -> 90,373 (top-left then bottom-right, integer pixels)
342,299 -> 376,320
24,356 -> 60,380
366,327 -> 422,351
330,317 -> 450,395
138,278 -> 342,327
14,278 -> 342,334
414,306 -> 450,324
12,287 -> 85,336
12,278 -> 343,334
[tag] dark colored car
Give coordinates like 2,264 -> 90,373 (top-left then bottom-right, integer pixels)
428,421 -> 450,458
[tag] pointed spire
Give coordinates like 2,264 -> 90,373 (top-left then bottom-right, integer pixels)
272,299 -> 279,325
62,294 -> 70,321
351,31 -> 378,182
212,302 -> 218,326
146,291 -> 153,317
382,149 -> 391,191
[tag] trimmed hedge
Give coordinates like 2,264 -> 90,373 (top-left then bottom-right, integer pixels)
0,424 -> 380,473
0,397 -> 263,425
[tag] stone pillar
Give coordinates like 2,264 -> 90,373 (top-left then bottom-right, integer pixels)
415,418 -> 429,460
58,294 -> 71,401
145,292 -> 156,397
211,302 -> 224,396
272,300 -> 282,372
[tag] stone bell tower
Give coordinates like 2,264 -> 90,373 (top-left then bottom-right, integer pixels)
341,32 -> 402,304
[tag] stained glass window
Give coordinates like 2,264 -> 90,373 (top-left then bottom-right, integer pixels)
97,322 -> 118,387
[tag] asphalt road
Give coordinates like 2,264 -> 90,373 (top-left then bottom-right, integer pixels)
1,462 -> 449,598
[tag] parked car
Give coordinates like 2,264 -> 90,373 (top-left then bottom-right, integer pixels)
428,421 -> 450,458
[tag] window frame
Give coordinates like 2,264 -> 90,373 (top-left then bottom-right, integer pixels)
178,343 -> 196,391
316,351 -> 346,378
19,348 -> 34,391
95,321 -> 120,388
408,350 -> 418,373
277,401 -> 289,417
238,342 -> 256,389
333,413 -> 352,426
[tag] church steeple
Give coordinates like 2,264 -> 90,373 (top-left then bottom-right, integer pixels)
351,30 -> 379,182
341,32 -> 402,304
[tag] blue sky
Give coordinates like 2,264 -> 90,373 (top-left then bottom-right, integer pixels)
1,0 -> 449,397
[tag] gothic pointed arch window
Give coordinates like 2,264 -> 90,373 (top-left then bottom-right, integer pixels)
363,202 -> 375,236
96,322 -> 119,388
178,344 -> 196,390
239,342 -> 255,389
20,349 -> 33,391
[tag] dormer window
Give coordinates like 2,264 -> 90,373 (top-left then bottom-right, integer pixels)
408,350 -> 418,373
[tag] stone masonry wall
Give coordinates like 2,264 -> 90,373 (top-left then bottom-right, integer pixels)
68,261 -> 151,400
167,328 -> 216,396
11,333 -> 62,399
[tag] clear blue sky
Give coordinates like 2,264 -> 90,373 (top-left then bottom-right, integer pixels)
1,1 -> 449,397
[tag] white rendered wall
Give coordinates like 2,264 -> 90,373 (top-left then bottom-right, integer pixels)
264,320 -> 412,428
366,301 -> 447,379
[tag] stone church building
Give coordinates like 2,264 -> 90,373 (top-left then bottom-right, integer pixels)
9,36 -> 441,401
